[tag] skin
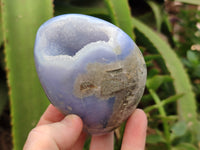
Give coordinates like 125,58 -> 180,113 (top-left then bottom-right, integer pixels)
23,104 -> 147,150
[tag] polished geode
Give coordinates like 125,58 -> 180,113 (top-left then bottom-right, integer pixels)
34,14 -> 147,134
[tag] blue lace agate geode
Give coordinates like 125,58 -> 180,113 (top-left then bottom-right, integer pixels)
34,14 -> 147,134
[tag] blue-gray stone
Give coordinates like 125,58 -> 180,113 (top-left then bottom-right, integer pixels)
34,14 -> 147,135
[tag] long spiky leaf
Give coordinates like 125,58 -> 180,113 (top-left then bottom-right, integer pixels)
132,17 -> 198,128
1,0 -> 53,149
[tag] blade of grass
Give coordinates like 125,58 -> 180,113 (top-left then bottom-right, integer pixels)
132,17 -> 198,126
1,0 -> 53,149
104,0 -> 134,39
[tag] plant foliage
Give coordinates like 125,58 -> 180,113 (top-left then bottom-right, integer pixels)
1,0 -> 53,149
0,0 -> 199,149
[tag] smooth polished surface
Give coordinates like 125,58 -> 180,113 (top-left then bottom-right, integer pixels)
34,14 -> 147,134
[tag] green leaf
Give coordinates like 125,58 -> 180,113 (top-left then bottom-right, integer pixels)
144,54 -> 161,62
147,1 -> 162,31
146,75 -> 172,91
104,0 -> 134,39
1,0 -> 53,149
0,3 -> 3,44
175,0 -> 200,5
146,61 -> 155,67
193,121 -> 200,143
172,143 -> 198,150
141,94 -> 152,103
171,121 -> 187,138
187,51 -> 198,65
147,68 -> 160,78
182,58 -> 193,68
162,14 -> 175,47
145,54 -> 161,68
132,17 -> 198,128
147,133 -> 166,144
54,2 -> 108,16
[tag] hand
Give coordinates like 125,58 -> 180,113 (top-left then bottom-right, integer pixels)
23,104 -> 147,150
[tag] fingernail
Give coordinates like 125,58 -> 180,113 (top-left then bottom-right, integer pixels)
63,114 -> 80,126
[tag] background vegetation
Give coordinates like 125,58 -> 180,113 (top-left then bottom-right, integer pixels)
0,0 -> 199,149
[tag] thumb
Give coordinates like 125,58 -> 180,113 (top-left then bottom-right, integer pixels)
24,114 -> 83,150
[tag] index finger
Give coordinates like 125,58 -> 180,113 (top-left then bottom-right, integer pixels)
37,104 -> 65,126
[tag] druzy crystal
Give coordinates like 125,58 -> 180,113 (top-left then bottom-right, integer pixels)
34,14 -> 147,134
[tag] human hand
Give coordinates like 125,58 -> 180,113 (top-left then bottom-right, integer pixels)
23,104 -> 147,150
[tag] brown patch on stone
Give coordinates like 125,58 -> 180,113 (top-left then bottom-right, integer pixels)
80,81 -> 95,91
73,47 -> 146,131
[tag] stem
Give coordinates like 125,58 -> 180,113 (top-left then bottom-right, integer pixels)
144,94 -> 183,113
149,89 -> 171,149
